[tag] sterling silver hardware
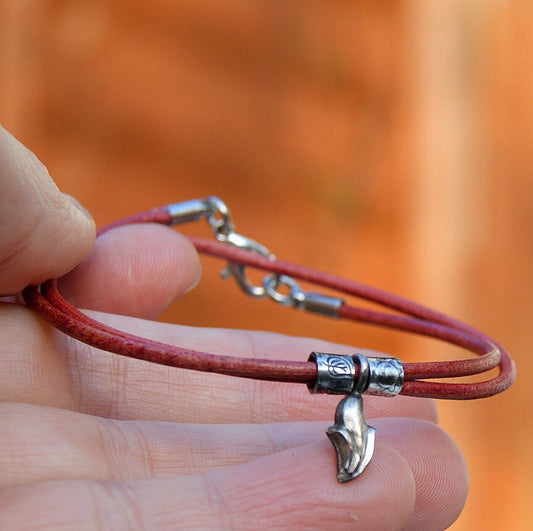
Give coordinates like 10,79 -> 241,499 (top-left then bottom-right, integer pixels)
166,198 -> 405,483
307,352 -> 403,482
166,197 -> 344,313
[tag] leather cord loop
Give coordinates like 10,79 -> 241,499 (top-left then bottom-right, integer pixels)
22,206 -> 516,400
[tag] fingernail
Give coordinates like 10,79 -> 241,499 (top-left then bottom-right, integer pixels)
63,193 -> 94,222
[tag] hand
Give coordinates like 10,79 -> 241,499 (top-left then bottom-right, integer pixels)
0,125 -> 468,530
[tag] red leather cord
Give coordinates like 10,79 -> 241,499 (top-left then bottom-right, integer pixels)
22,206 -> 515,400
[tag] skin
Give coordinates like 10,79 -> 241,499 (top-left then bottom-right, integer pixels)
0,124 -> 468,530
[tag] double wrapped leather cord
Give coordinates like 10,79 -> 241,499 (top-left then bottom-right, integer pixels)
22,202 -> 515,401
22,198 -> 516,482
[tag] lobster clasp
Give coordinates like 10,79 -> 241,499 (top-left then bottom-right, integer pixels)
220,232 -> 274,299
201,197 -> 275,299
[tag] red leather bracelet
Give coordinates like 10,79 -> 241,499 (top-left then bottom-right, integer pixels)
22,197 -> 515,482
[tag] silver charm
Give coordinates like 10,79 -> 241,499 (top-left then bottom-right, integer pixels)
327,391 -> 376,482
308,352 -> 404,483
326,355 -> 374,482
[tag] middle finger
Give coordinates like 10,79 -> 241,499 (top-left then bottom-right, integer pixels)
2,304 -> 437,424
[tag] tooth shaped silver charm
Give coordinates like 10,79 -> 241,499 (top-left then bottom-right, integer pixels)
327,391 -> 375,482
308,352 -> 404,483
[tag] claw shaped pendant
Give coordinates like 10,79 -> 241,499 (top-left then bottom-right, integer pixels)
327,391 -> 375,482
307,352 -> 404,483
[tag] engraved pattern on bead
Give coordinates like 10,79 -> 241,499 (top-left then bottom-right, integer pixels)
365,357 -> 404,396
307,352 -> 356,394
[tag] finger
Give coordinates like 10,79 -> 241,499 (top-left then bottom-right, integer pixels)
0,433 -> 416,531
57,224 -> 202,320
0,405 -> 466,529
0,403 -> 321,488
375,417 -> 468,531
0,404 -> 436,488
0,125 -> 95,295
2,303 -> 437,424
0,419 -> 467,530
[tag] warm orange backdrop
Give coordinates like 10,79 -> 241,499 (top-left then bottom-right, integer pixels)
2,1 -> 532,529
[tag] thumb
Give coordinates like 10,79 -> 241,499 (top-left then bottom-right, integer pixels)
0,125 -> 95,295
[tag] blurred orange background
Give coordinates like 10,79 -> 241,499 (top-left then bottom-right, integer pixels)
1,1 -> 532,529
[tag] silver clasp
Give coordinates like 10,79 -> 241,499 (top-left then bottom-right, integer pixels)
219,233 -> 274,299
167,197 -> 274,299
166,197 -> 345,313
204,197 -> 275,299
